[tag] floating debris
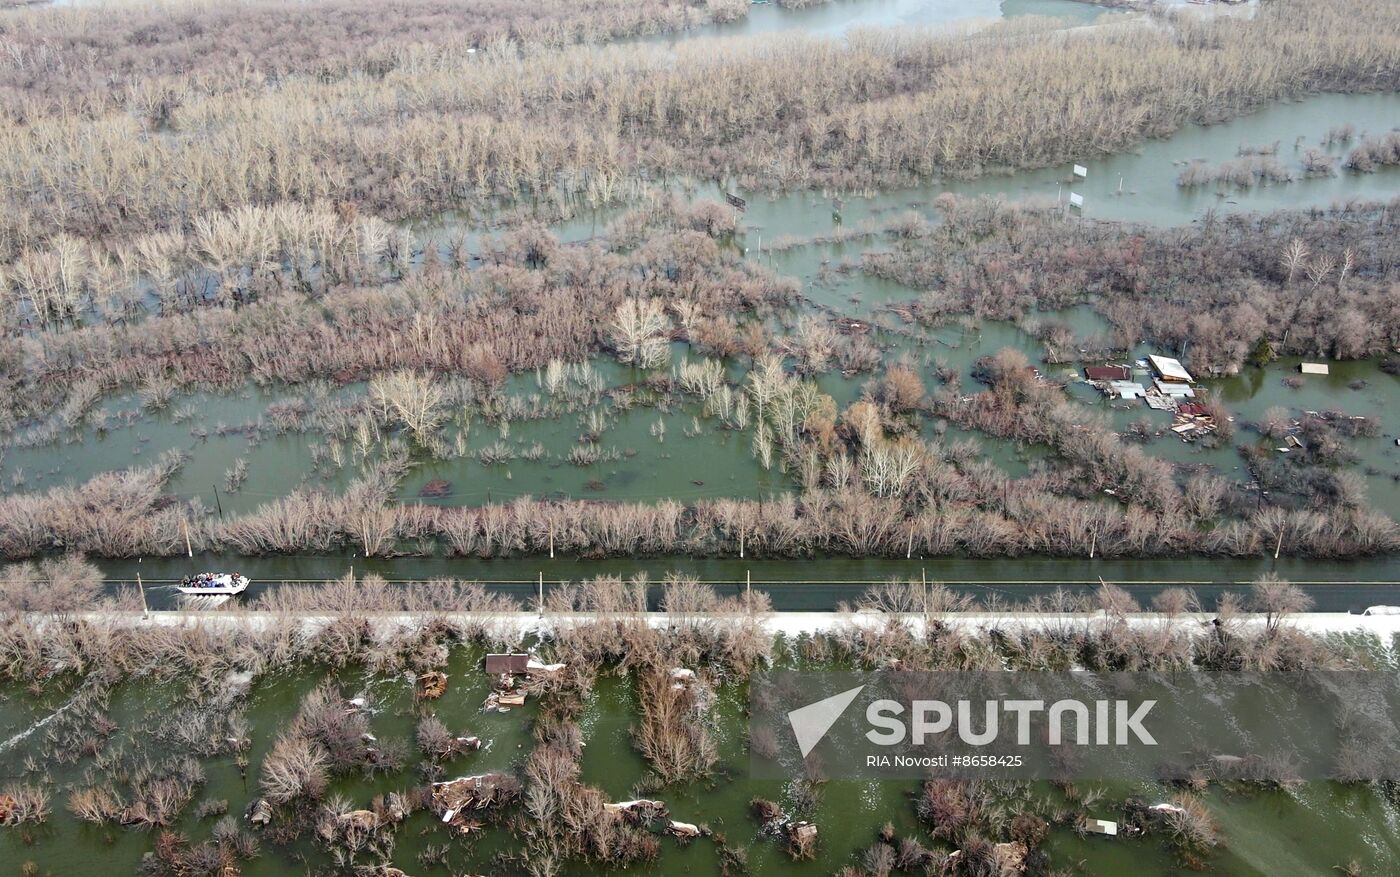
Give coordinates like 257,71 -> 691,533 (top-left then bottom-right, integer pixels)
787,820 -> 818,857
246,798 -> 273,827
431,773 -> 520,834
417,671 -> 448,700
605,799 -> 668,823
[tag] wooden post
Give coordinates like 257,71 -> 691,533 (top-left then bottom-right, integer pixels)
1274,529 -> 1284,560
137,572 -> 149,619
739,530 -> 745,559
182,517 -> 193,558
538,572 -> 544,613
921,568 -> 928,617
212,485 -> 224,520
746,569 -> 752,608
1089,530 -> 1096,559
549,524 -> 554,559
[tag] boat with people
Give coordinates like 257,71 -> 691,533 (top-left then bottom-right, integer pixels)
176,572 -> 250,596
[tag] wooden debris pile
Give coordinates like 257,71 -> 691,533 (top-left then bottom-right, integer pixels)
430,773 -> 520,834
417,671 -> 448,700
787,820 -> 818,858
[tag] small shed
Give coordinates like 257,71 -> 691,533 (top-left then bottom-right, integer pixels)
485,654 -> 530,674
1085,818 -> 1118,836
1085,366 -> 1131,382
1154,379 -> 1195,398
1147,355 -> 1193,383
1299,362 -> 1329,375
1108,380 -> 1146,399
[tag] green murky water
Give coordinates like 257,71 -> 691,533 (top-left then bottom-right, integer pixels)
5,642 -> 1400,876
4,2 -> 1400,872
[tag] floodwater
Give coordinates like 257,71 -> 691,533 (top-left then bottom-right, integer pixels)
6,4 -> 1400,877
7,148 -> 1400,584
94,552 -> 1400,612
4,638 -> 1400,877
641,0 -> 1109,45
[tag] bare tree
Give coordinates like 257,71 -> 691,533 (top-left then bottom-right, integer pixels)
609,298 -> 671,368
369,371 -> 447,442
1250,574 -> 1313,639
1280,238 -> 1309,284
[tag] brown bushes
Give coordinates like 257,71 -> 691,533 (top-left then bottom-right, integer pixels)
3,220 -> 792,418
633,669 -> 717,785
4,463 -> 1396,562
0,453 -> 194,559
0,555 -> 104,613
868,197 -> 1400,371
0,783 -> 50,826
2,0 -> 1398,258
1345,131 -> 1400,171
0,0 -> 739,120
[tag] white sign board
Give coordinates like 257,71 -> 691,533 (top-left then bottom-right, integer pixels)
1073,164 -> 1088,178
1069,192 -> 1084,208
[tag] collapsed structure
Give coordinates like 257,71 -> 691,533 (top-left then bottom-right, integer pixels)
1083,355 -> 1220,441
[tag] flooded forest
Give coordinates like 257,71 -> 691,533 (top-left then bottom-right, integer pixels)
2,0 -> 1400,874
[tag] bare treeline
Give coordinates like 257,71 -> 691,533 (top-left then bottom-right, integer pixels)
1,0 -> 1397,257
0,0 -> 746,118
0,214 -> 794,425
1345,131 -> 1400,172
863,196 -> 1400,372
4,456 -> 1394,560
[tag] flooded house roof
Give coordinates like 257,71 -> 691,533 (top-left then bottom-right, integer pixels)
1085,365 -> 1131,381
485,654 -> 530,674
1086,818 -> 1119,836
1109,380 -> 1146,399
1147,355 -> 1193,383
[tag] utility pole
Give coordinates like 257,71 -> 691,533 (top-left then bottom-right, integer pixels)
212,485 -> 224,520
538,572 -> 544,614
182,517 -> 193,558
137,572 -> 149,619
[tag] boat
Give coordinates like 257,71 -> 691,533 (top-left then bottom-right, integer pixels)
177,573 -> 250,596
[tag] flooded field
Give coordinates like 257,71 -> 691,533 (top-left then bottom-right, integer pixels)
3,0 -> 1400,873
5,626 -> 1400,877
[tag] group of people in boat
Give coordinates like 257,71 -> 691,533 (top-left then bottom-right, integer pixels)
181,572 -> 240,589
